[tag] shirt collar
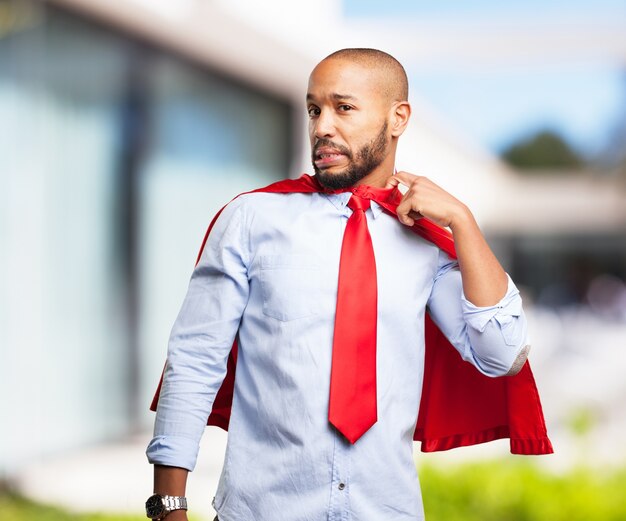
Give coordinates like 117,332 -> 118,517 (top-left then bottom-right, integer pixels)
324,192 -> 385,219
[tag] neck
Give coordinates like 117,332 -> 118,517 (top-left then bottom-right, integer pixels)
353,149 -> 397,188
354,165 -> 395,188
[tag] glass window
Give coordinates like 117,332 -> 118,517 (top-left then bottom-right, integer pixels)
0,4 -> 130,469
0,2 -> 293,468
137,55 -> 292,426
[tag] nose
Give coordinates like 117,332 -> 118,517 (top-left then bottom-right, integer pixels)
311,108 -> 336,139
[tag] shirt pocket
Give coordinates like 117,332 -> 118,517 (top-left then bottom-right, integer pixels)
259,254 -> 321,321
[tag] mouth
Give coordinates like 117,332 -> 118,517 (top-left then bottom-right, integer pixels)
314,147 -> 348,169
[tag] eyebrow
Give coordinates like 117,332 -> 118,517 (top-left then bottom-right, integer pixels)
306,93 -> 358,102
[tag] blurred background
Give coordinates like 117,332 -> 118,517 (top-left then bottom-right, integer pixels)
1,0 -> 625,519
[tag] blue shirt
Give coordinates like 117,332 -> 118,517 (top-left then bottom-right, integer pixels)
146,190 -> 529,521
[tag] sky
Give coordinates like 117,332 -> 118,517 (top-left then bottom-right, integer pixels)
343,0 -> 626,20
343,0 -> 626,159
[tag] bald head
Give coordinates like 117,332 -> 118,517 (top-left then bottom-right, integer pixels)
306,48 -> 412,189
321,48 -> 408,103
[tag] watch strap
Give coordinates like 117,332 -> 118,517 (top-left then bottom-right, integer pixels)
146,494 -> 188,520
161,495 -> 188,513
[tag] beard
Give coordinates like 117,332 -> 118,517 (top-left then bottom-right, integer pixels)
312,121 -> 389,190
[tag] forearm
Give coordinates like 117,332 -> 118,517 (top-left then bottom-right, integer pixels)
390,171 -> 527,374
154,464 -> 188,495
450,205 -> 508,307
153,465 -> 189,521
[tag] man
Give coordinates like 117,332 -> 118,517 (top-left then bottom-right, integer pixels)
145,48 -> 540,521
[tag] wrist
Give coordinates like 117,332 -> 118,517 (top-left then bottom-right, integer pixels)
449,204 -> 474,232
164,510 -> 187,521
145,493 -> 187,520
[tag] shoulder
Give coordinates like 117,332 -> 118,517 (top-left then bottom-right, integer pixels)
237,191 -> 315,209
234,191 -> 319,220
213,190 -> 317,229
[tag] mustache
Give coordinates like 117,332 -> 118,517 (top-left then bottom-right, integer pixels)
312,139 -> 352,158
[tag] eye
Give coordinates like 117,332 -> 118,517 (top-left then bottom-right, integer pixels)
338,104 -> 353,112
307,106 -> 320,117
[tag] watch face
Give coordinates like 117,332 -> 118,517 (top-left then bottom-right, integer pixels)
145,494 -> 164,517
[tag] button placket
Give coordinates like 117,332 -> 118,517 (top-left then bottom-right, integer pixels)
328,432 -> 351,521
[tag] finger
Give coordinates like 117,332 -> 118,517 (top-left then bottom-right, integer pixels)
397,212 -> 414,226
384,175 -> 400,189
408,210 -> 422,221
395,198 -> 415,226
392,170 -> 419,188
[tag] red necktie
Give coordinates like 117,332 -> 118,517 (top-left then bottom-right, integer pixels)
328,194 -> 378,443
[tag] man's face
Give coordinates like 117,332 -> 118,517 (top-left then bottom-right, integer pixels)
306,59 -> 392,190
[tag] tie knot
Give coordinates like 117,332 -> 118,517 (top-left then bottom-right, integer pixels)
348,194 -> 370,212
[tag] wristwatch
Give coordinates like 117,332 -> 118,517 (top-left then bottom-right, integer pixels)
145,493 -> 188,520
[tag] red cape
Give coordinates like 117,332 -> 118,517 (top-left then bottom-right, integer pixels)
151,174 -> 553,455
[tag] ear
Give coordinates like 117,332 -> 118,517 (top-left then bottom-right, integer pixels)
389,101 -> 411,137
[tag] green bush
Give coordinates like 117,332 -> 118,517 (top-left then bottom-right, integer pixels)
0,492 -> 208,521
4,463 -> 626,521
419,461 -> 626,521
0,493 -> 149,521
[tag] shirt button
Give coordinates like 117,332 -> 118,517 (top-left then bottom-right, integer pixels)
338,482 -> 346,490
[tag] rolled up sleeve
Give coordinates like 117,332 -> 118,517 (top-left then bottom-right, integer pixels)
428,251 -> 530,377
146,433 -> 203,472
461,274 -> 530,376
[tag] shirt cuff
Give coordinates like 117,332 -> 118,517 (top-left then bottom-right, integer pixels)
461,274 -> 523,335
145,435 -> 200,472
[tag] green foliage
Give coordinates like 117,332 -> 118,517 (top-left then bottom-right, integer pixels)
566,406 -> 597,439
501,129 -> 585,170
0,493 -> 149,521
5,463 -> 626,521
419,461 -> 626,521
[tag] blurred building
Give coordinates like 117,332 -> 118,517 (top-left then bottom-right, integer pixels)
486,167 -> 626,308
1,0 -> 625,481
0,0 -> 299,475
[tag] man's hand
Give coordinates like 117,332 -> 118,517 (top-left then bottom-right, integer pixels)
386,170 -> 508,306
385,171 -> 470,229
